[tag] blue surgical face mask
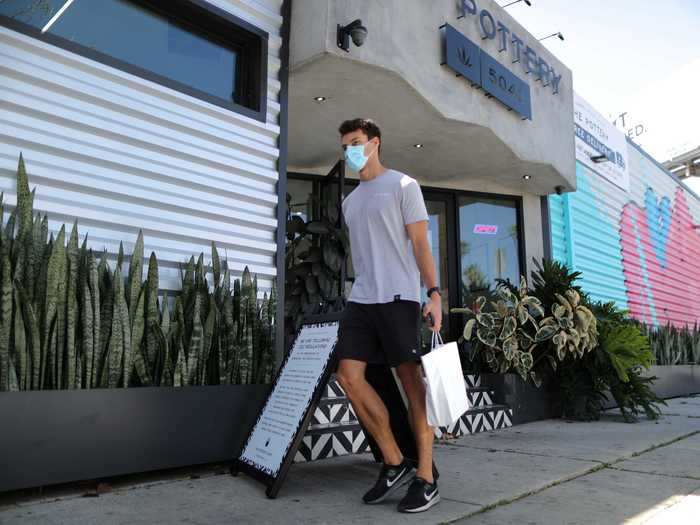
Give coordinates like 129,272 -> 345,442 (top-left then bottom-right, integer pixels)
344,142 -> 376,172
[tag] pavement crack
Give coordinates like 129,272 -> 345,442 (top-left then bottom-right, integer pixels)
445,430 -> 700,524
620,430 -> 700,462
661,412 -> 700,418
439,442 -> 604,464
442,462 -> 611,524
441,496 -> 482,506
606,466 -> 700,481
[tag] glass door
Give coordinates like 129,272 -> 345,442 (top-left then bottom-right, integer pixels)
421,193 -> 456,342
457,196 -> 522,308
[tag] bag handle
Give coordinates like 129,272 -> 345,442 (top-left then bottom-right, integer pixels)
431,330 -> 444,350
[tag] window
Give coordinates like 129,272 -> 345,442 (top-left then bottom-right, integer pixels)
458,196 -> 521,305
0,0 -> 268,120
286,178 -> 314,223
421,197 -> 450,337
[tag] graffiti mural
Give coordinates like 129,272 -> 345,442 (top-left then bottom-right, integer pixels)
550,143 -> 700,329
620,187 -> 700,328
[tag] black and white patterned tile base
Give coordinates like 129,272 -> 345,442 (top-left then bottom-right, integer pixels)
294,427 -> 369,463
294,373 -> 513,463
464,374 -> 481,388
433,405 -> 513,439
466,387 -> 493,407
309,398 -> 358,426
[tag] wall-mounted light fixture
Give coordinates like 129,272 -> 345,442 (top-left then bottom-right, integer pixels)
501,0 -> 532,8
337,20 -> 368,52
538,32 -> 564,42
590,154 -> 609,163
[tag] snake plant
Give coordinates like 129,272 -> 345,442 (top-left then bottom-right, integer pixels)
0,154 -> 276,391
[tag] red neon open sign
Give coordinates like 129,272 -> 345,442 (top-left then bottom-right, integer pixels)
473,224 -> 498,235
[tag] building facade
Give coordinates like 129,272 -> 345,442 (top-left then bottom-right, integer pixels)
2,0 -> 696,349
550,94 -> 700,328
287,0 -> 575,342
0,3 -> 284,295
0,0 -> 288,359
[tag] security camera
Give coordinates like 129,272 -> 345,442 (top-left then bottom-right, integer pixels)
555,185 -> 565,195
337,19 -> 368,52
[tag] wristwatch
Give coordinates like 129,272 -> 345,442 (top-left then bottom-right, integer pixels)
427,286 -> 441,299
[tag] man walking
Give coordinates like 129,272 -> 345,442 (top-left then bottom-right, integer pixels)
334,118 -> 443,513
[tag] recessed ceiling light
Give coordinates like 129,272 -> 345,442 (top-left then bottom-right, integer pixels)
314,96 -> 327,102
414,143 -> 424,149
522,174 -> 532,180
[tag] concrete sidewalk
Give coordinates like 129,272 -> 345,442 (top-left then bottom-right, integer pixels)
1,396 -> 699,525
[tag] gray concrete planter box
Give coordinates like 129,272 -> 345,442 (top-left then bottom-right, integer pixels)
602,365 -> 699,410
644,365 -> 700,399
0,384 -> 269,493
480,373 -> 561,425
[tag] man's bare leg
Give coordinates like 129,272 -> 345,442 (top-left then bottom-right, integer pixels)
395,361 -> 434,483
336,358 -> 403,465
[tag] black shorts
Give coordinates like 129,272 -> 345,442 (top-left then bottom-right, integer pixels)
335,300 -> 425,367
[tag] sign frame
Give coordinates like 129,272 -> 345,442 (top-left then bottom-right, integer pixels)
231,311 -> 344,498
442,23 -> 532,120
574,93 -> 630,191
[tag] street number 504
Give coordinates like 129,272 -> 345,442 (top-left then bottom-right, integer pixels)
488,67 -> 523,103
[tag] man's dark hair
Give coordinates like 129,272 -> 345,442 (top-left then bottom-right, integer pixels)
338,118 -> 382,153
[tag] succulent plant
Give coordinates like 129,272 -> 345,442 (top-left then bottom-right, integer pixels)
0,155 -> 276,391
640,322 -> 700,365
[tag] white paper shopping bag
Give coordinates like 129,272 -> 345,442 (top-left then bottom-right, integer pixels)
421,332 -> 470,427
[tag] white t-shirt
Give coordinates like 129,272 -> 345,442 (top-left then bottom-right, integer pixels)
341,169 -> 429,304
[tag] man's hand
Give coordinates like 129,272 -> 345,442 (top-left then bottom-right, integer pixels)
423,294 -> 442,333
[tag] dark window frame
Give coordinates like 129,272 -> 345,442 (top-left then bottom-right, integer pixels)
0,0 -> 269,122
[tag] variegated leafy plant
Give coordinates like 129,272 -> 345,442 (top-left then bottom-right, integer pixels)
0,155 -> 275,391
543,288 -> 598,363
452,276 -> 597,387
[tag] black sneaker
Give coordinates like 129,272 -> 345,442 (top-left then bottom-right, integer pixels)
362,458 -> 416,504
397,477 -> 440,513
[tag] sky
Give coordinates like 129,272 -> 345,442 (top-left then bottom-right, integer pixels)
508,0 -> 700,193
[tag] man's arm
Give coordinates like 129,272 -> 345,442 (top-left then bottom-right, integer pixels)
406,221 -> 442,332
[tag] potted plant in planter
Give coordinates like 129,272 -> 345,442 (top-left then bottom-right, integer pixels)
634,322 -> 700,399
451,262 -> 599,423
453,259 -> 666,424
0,155 -> 275,491
284,189 -> 350,355
556,300 -> 665,422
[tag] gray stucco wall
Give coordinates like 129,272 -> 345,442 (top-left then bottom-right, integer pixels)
290,0 -> 575,191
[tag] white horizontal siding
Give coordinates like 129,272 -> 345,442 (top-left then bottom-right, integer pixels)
0,0 -> 283,293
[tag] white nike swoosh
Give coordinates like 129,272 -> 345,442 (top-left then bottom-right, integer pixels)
425,487 -> 438,499
386,468 -> 407,487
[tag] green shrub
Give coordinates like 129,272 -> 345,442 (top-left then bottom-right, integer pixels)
284,189 -> 349,352
456,258 -> 666,423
